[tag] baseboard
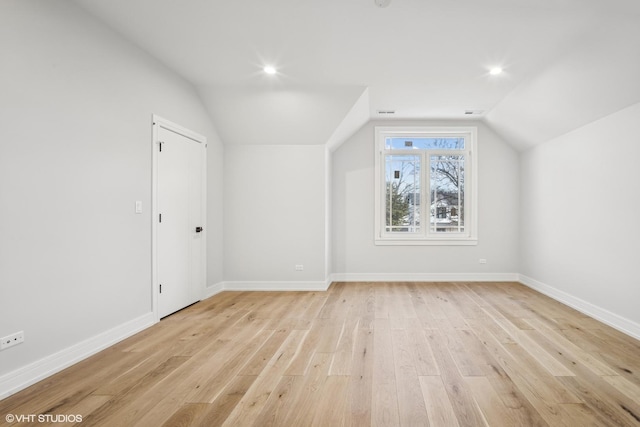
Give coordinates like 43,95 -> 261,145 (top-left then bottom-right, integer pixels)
0,312 -> 156,400
330,272 -> 520,282
208,274 -> 518,294
204,282 -> 225,299
519,274 -> 640,341
222,280 -> 331,292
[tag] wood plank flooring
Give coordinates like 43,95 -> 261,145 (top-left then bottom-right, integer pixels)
1,282 -> 640,426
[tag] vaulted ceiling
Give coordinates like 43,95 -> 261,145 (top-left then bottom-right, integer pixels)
74,0 -> 640,150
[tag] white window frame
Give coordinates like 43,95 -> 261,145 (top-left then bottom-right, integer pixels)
374,126 -> 478,246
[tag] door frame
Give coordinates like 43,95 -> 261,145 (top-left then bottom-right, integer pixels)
151,114 -> 207,322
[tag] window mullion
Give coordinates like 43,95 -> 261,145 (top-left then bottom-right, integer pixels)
378,150 -> 385,238
387,155 -> 392,235
412,156 -> 419,233
423,151 -> 429,238
465,150 -> 471,236
457,157 -> 462,233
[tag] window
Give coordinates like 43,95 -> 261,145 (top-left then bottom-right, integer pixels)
374,126 -> 477,245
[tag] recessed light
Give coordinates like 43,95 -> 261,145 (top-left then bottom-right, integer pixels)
263,66 -> 277,75
489,67 -> 503,76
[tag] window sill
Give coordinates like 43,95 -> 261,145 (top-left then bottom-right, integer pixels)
374,238 -> 478,246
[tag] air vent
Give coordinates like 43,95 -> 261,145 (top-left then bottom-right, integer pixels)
377,110 -> 396,115
464,110 -> 484,116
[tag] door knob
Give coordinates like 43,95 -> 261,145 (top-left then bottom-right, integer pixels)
195,226 -> 204,233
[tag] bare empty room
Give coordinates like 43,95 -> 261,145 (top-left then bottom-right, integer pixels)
1,0 -> 639,425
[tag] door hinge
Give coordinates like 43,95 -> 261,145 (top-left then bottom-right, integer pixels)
159,284 -> 162,294
159,213 -> 162,223
159,141 -> 164,152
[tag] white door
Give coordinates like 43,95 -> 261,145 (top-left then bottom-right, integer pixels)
156,123 -> 205,318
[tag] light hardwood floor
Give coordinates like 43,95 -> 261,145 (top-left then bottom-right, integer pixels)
1,282 -> 640,426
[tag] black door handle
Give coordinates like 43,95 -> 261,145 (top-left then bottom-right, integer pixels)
195,226 -> 204,233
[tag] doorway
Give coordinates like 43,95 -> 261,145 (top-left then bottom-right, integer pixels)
152,115 -> 206,319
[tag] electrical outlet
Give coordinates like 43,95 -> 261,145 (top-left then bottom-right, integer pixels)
295,264 -> 304,271
1,331 -> 24,350
479,259 -> 487,264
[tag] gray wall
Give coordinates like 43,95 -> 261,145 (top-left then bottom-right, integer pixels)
223,145 -> 327,285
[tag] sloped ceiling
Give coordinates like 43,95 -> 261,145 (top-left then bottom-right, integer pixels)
74,0 -> 640,150
486,14 -> 640,151
198,85 -> 367,145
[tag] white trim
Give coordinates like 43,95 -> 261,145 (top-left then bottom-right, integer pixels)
151,118 -> 159,321
204,282 -> 225,299
374,239 -> 478,246
518,275 -> 640,341
0,313 -> 155,400
204,278 -> 336,296
222,281 -> 331,292
198,129 -> 208,302
330,273 -> 519,282
152,114 -> 207,321
152,115 -> 207,143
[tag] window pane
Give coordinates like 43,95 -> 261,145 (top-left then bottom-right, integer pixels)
386,137 -> 465,150
385,154 -> 421,233
430,155 -> 464,233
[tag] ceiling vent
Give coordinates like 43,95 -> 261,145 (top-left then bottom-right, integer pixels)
377,110 -> 396,115
464,110 -> 484,116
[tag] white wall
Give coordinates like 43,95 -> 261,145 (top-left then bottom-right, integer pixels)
332,120 -> 519,280
519,102 -> 640,333
223,145 -> 327,287
0,0 -> 223,382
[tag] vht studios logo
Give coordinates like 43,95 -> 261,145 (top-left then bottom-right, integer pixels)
5,413 -> 83,423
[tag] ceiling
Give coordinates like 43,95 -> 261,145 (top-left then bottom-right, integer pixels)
74,0 -> 640,150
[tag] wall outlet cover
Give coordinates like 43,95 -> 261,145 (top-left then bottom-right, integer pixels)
1,331 -> 24,350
